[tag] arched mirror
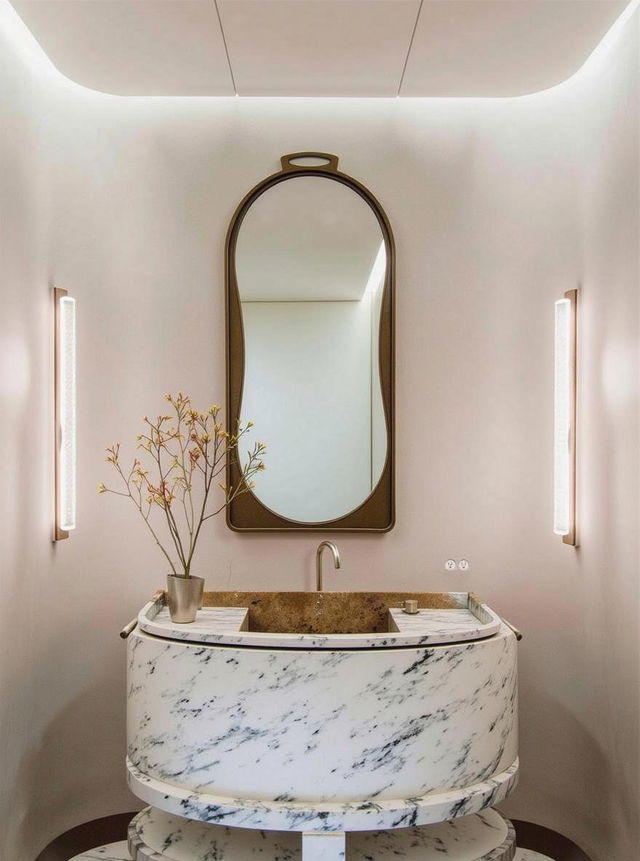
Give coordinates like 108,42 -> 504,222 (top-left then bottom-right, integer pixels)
226,153 -> 394,531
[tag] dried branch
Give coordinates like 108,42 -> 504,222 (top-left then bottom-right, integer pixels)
99,393 -> 266,579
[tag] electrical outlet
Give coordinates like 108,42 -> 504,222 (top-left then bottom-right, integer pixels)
445,559 -> 457,571
458,559 -> 470,571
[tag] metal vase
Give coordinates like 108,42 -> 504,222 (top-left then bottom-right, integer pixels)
167,575 -> 205,623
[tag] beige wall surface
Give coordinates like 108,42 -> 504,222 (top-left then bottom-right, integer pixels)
0,3 -> 638,860
0,11 -> 54,861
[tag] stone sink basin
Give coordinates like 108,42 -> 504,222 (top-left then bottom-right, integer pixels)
136,589 -> 503,649
201,589 -> 463,634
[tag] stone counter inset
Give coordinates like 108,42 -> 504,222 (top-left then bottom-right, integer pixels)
137,591 -> 502,649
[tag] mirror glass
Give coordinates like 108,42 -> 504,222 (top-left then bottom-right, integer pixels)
236,175 -> 388,523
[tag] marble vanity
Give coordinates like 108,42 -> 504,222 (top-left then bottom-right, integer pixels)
123,590 -> 519,860
73,841 -> 554,861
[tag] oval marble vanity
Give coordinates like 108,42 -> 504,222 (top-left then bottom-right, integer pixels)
127,591 -> 518,838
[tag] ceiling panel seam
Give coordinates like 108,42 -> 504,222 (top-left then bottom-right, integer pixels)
214,0 -> 238,95
397,0 -> 423,97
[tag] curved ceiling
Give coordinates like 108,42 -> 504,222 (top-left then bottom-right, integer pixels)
9,0 -> 630,98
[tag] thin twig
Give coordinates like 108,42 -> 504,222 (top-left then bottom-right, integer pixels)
99,395 -> 265,580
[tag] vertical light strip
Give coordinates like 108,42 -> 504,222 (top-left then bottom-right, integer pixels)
554,289 -> 578,546
54,287 -> 76,539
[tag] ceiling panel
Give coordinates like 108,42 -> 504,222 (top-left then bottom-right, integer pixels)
7,0 -> 633,97
401,0 -> 628,97
10,0 -> 235,96
217,0 -> 422,96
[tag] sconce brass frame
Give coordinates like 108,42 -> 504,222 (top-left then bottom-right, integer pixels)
54,286 -> 69,541
563,288 -> 578,547
225,153 -> 395,532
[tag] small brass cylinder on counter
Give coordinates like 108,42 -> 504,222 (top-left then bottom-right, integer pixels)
402,599 -> 419,615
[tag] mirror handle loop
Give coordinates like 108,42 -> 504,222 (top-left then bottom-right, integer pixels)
280,152 -> 339,173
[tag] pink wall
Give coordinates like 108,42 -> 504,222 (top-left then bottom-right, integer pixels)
0,4 -> 638,859
0,10 -> 56,860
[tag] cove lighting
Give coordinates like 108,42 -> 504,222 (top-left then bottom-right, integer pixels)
54,287 -> 76,540
1,0 -> 640,100
554,289 -> 578,546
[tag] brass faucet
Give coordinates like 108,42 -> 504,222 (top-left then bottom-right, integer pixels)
316,541 -> 341,591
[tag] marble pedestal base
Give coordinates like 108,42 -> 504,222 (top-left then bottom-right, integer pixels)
120,806 -> 517,861
70,845 -> 554,861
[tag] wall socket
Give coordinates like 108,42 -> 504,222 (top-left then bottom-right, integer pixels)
445,559 -> 470,572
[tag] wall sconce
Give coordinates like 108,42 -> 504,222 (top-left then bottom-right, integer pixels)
554,289 -> 578,546
54,287 -> 76,540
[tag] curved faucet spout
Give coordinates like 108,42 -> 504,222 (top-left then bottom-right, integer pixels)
316,541 -> 341,592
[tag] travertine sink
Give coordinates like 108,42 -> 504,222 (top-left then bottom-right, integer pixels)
202,589 -> 460,634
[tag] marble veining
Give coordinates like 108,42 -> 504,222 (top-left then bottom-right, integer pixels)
138,601 -> 501,650
71,834 -> 556,861
128,806 -> 517,861
127,622 -> 517,810
351,811 -> 516,861
302,832 -> 346,861
388,608 -> 498,641
127,757 -> 519,832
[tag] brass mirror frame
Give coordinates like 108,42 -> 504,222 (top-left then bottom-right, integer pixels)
226,153 -> 395,532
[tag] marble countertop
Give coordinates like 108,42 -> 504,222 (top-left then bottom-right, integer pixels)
138,593 -> 502,649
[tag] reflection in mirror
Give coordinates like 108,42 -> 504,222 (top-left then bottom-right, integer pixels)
236,176 -> 387,523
